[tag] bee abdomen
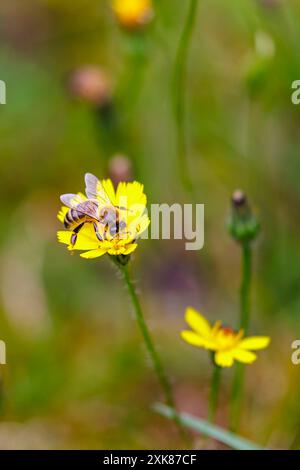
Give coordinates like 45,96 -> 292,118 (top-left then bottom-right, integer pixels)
64,209 -> 83,228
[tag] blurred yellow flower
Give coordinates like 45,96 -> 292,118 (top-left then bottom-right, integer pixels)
57,174 -> 149,259
181,307 -> 270,368
112,0 -> 154,29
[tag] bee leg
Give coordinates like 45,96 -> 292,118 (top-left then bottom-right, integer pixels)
71,223 -> 85,247
93,222 -> 103,242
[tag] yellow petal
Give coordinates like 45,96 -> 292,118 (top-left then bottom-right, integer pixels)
108,246 -> 126,255
57,231 -> 71,245
181,331 -> 208,348
232,349 -> 257,364
185,307 -> 212,337
112,0 -> 153,27
116,181 -> 147,212
101,179 -> 116,205
123,243 -> 138,255
215,351 -> 234,368
238,336 -> 270,351
57,206 -> 68,223
128,214 -> 150,238
80,248 -> 107,259
69,224 -> 100,251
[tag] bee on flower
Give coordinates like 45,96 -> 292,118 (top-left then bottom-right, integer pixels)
57,173 -> 150,260
112,0 -> 154,30
181,307 -> 270,368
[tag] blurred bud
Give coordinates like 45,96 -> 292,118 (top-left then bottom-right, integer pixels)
255,31 -> 275,60
228,190 -> 260,245
108,154 -> 133,186
244,31 -> 275,97
258,0 -> 280,9
112,0 -> 154,30
67,66 -> 112,107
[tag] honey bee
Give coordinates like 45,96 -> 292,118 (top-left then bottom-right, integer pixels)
60,173 -> 129,247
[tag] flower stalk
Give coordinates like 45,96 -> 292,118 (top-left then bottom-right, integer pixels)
228,191 -> 259,432
173,0 -> 199,196
116,260 -> 188,442
208,364 -> 221,424
230,243 -> 252,432
67,66 -> 118,159
119,31 -> 149,117
240,243 -> 252,333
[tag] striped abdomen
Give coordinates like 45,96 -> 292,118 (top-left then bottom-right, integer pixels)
64,209 -> 90,229
64,200 -> 99,229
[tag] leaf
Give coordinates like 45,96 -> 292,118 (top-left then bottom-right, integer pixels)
153,403 -> 263,451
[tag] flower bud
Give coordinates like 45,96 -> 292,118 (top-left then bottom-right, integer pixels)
258,0 -> 280,9
108,154 -> 133,186
67,66 -> 112,107
244,31 -> 275,98
228,190 -> 260,245
112,0 -> 154,30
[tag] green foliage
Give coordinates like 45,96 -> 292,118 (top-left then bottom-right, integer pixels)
0,0 -> 299,449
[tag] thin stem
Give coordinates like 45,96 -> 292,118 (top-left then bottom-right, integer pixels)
173,0 -> 199,197
115,32 -> 149,173
93,103 -> 121,159
208,365 -> 221,424
239,243 -> 252,333
117,262 -> 189,444
230,242 -> 252,431
117,32 -> 149,119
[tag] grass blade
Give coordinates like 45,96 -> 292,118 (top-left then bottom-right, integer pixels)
154,403 -> 263,450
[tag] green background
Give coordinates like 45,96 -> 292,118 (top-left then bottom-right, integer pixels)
0,0 -> 299,449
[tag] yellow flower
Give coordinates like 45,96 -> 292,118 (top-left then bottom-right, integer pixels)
181,307 -> 270,368
112,0 -> 154,29
57,174 -> 150,259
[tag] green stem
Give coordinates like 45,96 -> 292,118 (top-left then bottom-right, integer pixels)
117,261 -> 189,444
240,243 -> 252,333
230,242 -> 252,431
208,365 -> 221,424
115,32 -> 149,173
173,0 -> 199,197
93,102 -> 121,159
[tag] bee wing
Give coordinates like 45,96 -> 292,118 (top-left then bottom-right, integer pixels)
85,173 -> 111,205
60,193 -> 84,208
75,201 -> 99,220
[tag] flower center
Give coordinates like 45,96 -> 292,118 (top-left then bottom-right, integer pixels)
212,324 -> 243,351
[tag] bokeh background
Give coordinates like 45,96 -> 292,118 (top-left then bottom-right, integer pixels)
0,0 -> 300,449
